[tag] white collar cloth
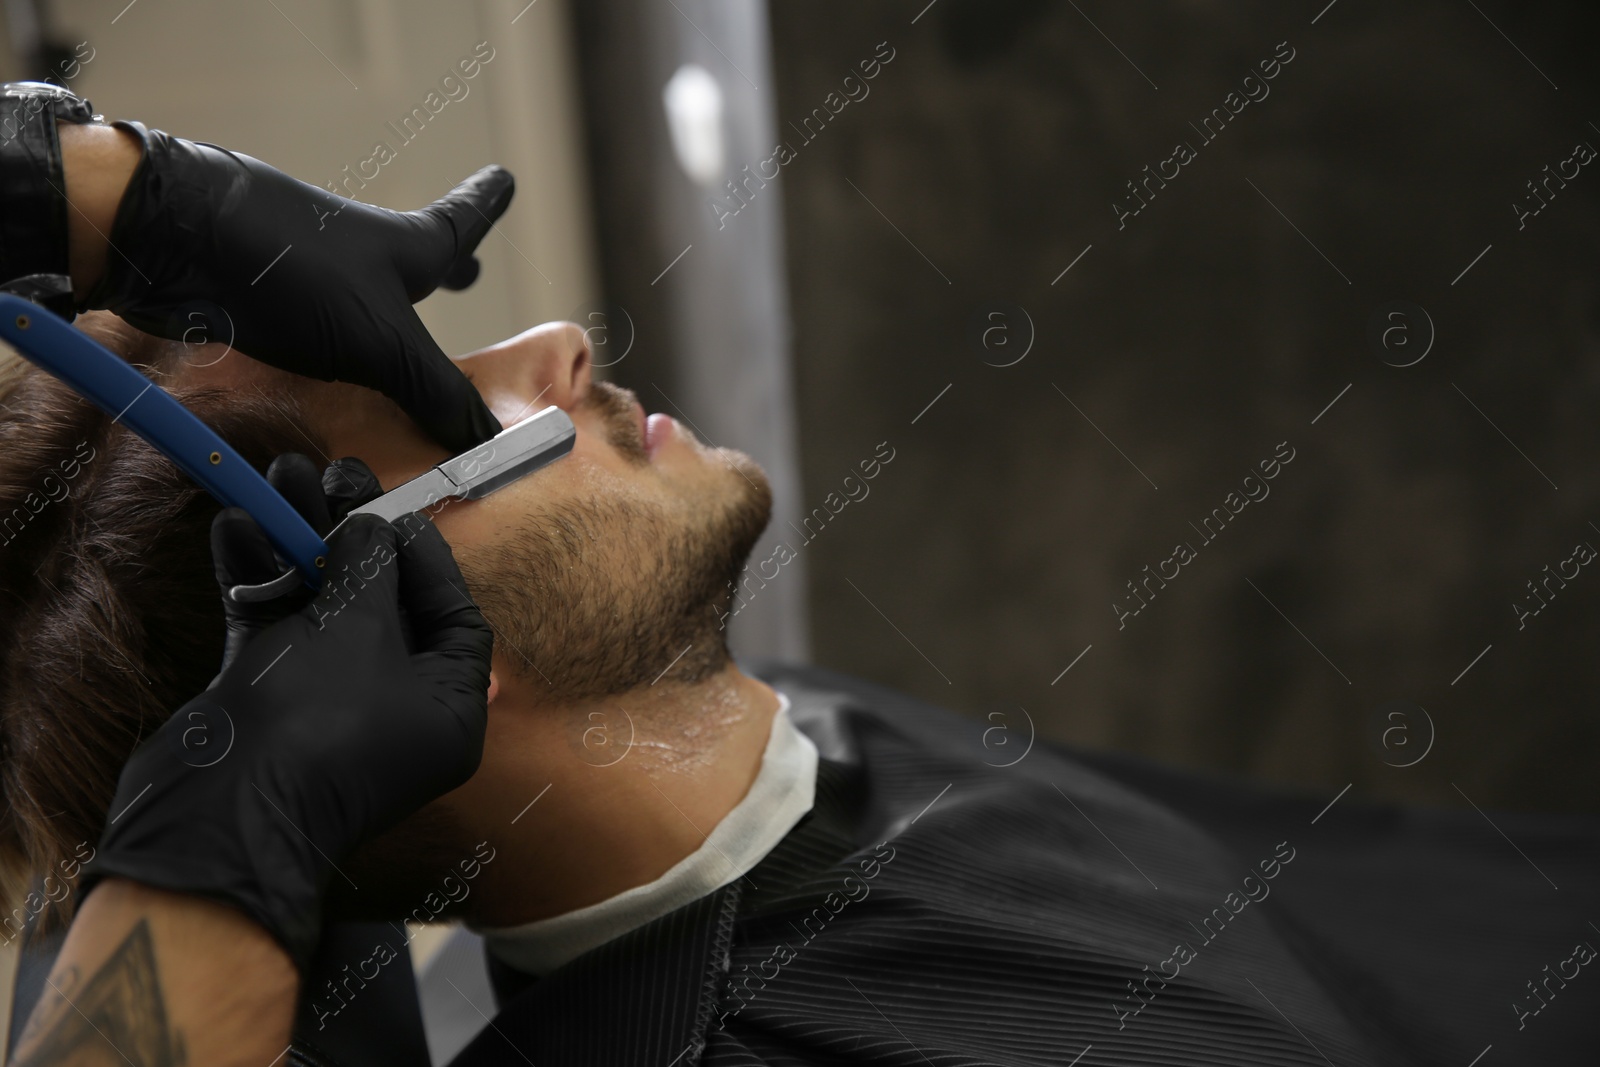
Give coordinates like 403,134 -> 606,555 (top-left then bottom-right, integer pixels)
471,691 -> 818,976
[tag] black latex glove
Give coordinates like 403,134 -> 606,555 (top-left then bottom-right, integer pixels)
82,121 -> 510,452
79,508 -> 494,972
211,453 -> 384,674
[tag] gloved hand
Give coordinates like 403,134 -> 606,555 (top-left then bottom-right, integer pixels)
82,121 -> 511,452
79,492 -> 494,972
210,453 -> 384,673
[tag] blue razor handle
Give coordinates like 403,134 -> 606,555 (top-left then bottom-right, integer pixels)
0,294 -> 331,586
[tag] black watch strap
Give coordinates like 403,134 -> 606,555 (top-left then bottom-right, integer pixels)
0,81 -> 100,317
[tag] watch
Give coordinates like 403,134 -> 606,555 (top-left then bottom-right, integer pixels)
0,80 -> 103,317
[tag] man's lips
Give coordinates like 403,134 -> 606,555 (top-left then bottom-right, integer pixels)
645,413 -> 674,458
632,398 -> 672,459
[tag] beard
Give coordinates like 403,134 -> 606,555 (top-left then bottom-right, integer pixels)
325,383 -> 772,923
456,381 -> 773,702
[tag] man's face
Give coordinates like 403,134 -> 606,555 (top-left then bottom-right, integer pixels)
178,321 -> 774,703
172,322 -> 773,919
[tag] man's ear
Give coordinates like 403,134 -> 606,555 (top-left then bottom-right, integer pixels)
487,668 -> 501,707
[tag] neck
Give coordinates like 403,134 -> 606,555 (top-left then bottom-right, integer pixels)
460,662 -> 781,928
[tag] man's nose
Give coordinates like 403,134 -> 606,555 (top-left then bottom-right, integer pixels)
457,321 -> 592,424
540,321 -> 592,411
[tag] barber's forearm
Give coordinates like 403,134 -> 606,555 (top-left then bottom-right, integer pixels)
7,878 -> 298,1067
56,122 -> 142,302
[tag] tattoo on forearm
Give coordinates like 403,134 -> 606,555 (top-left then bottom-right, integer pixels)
12,920 -> 183,1067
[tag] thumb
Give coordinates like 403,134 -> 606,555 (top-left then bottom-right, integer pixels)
398,164 -> 516,296
393,514 -> 493,700
210,506 -> 306,677
211,507 -> 281,591
388,303 -> 503,452
322,456 -> 385,521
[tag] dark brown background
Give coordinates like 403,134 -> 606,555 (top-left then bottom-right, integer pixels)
590,0 -> 1600,813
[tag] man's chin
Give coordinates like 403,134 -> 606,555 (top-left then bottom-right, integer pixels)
715,447 -> 773,531
720,446 -> 766,479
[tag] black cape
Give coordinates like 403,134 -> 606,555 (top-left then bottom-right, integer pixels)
452,662 -> 1600,1066
11,662 -> 1598,1065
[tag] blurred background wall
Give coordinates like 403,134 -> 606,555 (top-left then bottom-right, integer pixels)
742,0 -> 1600,814
568,0 -> 1600,815
4,0 -> 1597,824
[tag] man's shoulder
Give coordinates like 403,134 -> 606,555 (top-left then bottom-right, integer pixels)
735,659 -> 1221,930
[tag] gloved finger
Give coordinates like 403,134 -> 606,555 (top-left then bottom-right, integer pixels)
389,304 -> 503,452
309,513 -> 403,630
267,453 -> 334,537
439,254 -> 480,292
323,456 -> 384,521
393,514 -> 493,694
211,506 -> 308,679
211,507 -> 281,590
398,164 -> 515,296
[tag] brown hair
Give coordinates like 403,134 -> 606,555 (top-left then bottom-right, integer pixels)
0,316 -> 319,935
